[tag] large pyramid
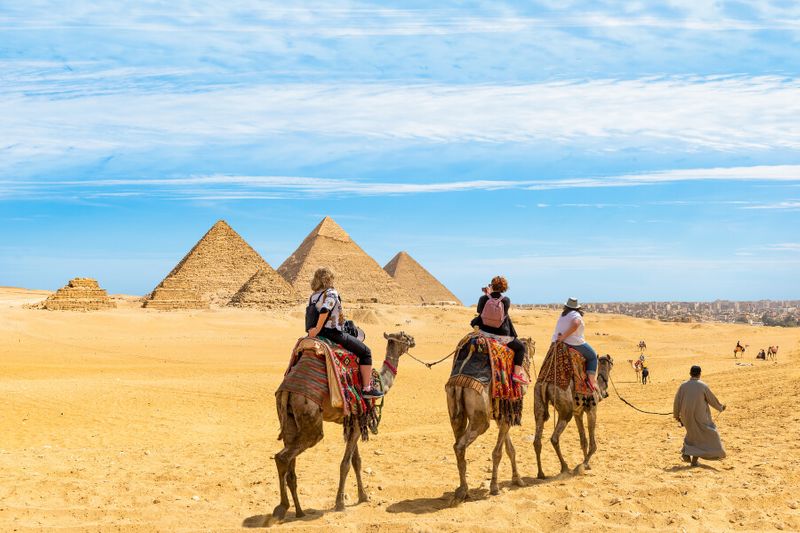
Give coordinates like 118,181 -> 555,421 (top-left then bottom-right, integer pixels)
144,220 -> 278,308
384,251 -> 462,305
277,216 -> 416,304
228,268 -> 302,309
42,278 -> 117,311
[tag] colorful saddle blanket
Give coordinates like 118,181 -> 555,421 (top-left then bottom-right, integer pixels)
537,342 -> 594,405
447,332 -> 526,425
278,336 -> 369,417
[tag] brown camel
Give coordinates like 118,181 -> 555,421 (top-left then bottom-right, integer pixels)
734,344 -> 746,358
767,345 -> 779,361
445,337 -> 535,505
533,353 -> 614,478
269,331 -> 415,525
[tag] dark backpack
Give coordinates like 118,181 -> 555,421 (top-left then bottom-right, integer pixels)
305,290 -> 328,332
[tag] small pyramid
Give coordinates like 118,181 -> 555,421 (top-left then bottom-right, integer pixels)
228,268 -> 303,309
144,220 -> 275,308
42,277 -> 117,311
384,251 -> 462,305
277,217 -> 416,304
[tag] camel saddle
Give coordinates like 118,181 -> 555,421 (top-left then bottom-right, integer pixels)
447,332 -> 528,425
537,342 -> 597,407
278,337 -> 379,424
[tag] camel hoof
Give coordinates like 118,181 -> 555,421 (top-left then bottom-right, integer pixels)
334,502 -> 346,512
513,476 -> 527,487
573,464 -> 586,476
357,493 -> 370,504
537,472 -> 546,480
450,486 -> 469,506
268,505 -> 287,526
295,510 -> 305,519
490,484 -> 499,496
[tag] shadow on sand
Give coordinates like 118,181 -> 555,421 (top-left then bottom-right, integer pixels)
664,463 -> 719,473
386,475 -> 553,514
242,508 -> 325,528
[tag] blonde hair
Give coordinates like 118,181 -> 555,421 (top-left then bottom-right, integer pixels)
311,267 -> 335,292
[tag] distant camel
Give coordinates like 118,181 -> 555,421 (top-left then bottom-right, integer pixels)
446,337 -> 535,505
767,345 -> 779,361
533,353 -> 614,478
268,331 -> 414,525
638,340 -> 647,352
627,359 -> 642,383
733,343 -> 746,359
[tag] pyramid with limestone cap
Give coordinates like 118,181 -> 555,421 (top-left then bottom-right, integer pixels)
277,216 -> 416,304
144,220 -> 292,309
384,251 -> 462,305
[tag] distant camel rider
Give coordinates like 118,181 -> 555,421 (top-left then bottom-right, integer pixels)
470,275 -> 528,384
552,297 -> 599,391
306,267 -> 383,399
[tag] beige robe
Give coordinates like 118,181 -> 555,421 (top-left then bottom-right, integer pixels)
673,378 -> 726,459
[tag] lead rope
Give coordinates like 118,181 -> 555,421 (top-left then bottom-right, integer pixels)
608,373 -> 672,416
405,349 -> 456,369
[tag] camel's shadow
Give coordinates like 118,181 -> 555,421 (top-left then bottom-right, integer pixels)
664,463 -> 719,473
242,508 -> 324,528
387,476 -> 536,514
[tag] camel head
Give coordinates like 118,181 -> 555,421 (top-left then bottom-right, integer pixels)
383,331 -> 416,353
596,355 -> 614,396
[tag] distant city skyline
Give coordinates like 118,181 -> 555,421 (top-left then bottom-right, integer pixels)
1,2 -> 799,303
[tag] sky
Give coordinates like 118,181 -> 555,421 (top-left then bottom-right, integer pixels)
1,0 -> 799,304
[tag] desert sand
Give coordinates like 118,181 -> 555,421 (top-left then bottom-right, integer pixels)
1,286 -> 799,532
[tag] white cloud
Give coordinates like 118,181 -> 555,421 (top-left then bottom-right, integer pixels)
742,201 -> 800,210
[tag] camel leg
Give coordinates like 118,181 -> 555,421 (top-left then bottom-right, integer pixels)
334,429 -> 360,512
453,415 -> 489,503
533,388 -> 547,479
504,428 -> 525,487
351,442 -> 370,504
574,412 -> 589,468
490,422 -> 507,495
286,458 -> 304,518
550,408 -> 573,475
584,407 -> 598,469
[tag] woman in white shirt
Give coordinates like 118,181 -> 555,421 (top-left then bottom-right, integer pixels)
306,267 -> 382,399
552,297 -> 599,391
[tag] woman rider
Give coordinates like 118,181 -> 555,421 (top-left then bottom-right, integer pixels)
306,267 -> 383,399
552,297 -> 599,390
470,275 -> 528,384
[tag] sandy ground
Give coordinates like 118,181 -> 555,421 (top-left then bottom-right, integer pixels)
1,287 -> 799,532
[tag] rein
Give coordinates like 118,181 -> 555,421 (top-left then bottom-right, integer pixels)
405,349 -> 456,369
608,373 -> 673,416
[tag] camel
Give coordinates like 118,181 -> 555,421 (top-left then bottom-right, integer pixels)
268,331 -> 415,525
734,344 -> 746,358
445,337 -> 535,505
767,345 -> 779,361
638,340 -> 647,352
533,353 -> 614,478
627,358 -> 642,383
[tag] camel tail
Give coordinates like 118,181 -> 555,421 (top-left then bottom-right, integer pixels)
452,385 -> 464,421
276,390 -> 290,441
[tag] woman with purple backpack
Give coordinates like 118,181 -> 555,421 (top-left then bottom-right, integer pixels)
470,275 -> 528,384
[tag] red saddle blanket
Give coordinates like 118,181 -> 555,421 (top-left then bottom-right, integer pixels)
447,333 -> 526,425
536,342 -> 593,398
278,336 -> 369,417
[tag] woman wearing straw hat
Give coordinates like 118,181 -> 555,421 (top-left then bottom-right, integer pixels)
552,297 -> 599,391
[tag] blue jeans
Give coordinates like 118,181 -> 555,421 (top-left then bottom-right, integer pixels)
569,343 -> 598,374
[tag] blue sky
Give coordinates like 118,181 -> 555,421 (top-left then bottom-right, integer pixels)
1,1 -> 799,303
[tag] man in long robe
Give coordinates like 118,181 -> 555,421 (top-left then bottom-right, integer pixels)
673,365 -> 726,466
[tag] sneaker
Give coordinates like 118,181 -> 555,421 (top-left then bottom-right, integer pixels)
361,388 -> 384,399
512,373 -> 530,385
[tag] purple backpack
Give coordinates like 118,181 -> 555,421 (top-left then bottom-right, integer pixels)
480,295 -> 506,328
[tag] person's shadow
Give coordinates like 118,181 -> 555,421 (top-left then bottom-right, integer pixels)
664,463 -> 719,473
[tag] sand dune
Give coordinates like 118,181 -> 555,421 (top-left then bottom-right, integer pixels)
1,287 -> 799,532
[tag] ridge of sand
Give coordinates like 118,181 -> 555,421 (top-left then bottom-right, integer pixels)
384,250 -> 462,305
277,216 -> 417,304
